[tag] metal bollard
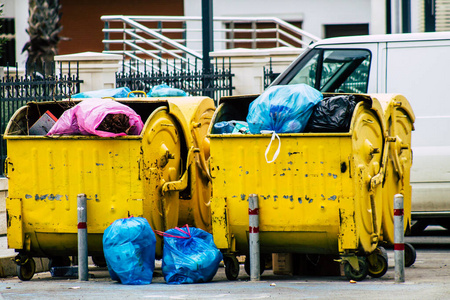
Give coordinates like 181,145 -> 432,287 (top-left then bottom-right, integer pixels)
248,194 -> 260,281
394,194 -> 405,283
77,194 -> 88,281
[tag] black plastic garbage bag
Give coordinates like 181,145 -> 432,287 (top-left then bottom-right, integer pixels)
305,95 -> 358,133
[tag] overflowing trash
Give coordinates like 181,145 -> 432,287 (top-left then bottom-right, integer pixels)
246,84 -> 323,134
103,217 -> 156,285
71,87 -> 135,98
158,225 -> 223,284
148,84 -> 187,97
46,98 -> 144,137
213,120 -> 250,134
305,95 -> 358,133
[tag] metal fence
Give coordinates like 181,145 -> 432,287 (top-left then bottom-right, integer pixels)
263,59 -> 281,89
116,58 -> 234,104
0,62 -> 83,176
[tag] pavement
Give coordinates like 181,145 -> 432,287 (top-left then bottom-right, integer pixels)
0,230 -> 449,299
0,228 -> 446,279
0,247 -> 449,299
0,227 -> 450,299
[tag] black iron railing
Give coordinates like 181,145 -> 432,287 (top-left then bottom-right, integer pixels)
263,58 -> 280,89
116,58 -> 234,104
0,62 -> 83,176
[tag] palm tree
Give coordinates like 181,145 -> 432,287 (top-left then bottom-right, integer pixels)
22,0 -> 63,76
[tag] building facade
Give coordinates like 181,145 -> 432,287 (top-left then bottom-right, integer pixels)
0,0 -> 442,69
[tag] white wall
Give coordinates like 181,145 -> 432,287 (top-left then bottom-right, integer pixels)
0,178 -> 7,235
184,0 -> 372,39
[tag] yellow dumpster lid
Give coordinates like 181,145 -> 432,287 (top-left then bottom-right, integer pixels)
218,94 -> 258,105
369,94 -> 416,126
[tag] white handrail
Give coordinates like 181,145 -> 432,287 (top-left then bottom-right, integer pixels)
102,15 -> 320,64
120,16 -> 202,59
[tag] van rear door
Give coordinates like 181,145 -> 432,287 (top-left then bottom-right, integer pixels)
383,40 -> 450,216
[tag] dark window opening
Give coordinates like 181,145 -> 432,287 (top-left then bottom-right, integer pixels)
0,18 -> 16,66
224,21 -> 303,49
324,24 -> 369,38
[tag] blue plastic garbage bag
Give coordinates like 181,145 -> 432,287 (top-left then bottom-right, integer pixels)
246,84 -> 323,134
213,120 -> 250,134
148,84 -> 187,97
72,87 -> 135,98
160,225 -> 223,284
103,217 -> 156,285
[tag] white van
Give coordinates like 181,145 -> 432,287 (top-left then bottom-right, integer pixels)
271,32 -> 450,233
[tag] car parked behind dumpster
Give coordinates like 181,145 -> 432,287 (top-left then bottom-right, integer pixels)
270,32 -> 450,233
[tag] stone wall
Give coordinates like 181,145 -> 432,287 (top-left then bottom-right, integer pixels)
0,178 -> 8,236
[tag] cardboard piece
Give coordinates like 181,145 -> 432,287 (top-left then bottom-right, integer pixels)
29,110 -> 58,135
272,253 -> 293,275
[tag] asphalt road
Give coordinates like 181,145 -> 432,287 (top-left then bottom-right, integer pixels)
0,228 -> 449,300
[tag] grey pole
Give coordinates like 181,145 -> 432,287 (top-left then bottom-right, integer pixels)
77,193 -> 88,281
248,194 -> 260,281
394,194 -> 405,283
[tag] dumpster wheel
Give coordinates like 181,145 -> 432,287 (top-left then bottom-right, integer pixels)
16,257 -> 36,281
343,256 -> 368,281
367,247 -> 388,278
405,243 -> 417,267
224,256 -> 240,281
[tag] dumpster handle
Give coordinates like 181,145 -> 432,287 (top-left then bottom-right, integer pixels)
262,131 -> 281,164
190,124 -> 212,182
370,134 -> 407,192
4,157 -> 10,179
370,136 -> 391,191
196,150 -> 212,182
127,90 -> 147,97
392,137 -> 408,179
161,146 -> 199,195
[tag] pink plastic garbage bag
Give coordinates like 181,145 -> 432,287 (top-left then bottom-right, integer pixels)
47,98 -> 144,137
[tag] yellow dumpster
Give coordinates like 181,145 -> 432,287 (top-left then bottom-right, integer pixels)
4,96 -> 214,280
374,94 -> 415,267
208,93 -> 414,281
